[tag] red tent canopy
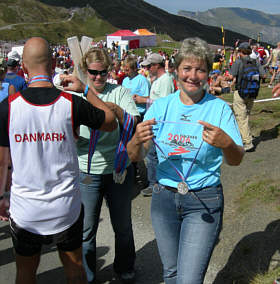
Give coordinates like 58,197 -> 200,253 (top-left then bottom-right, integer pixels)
108,30 -> 138,37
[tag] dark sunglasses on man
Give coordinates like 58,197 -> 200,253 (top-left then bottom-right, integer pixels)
87,69 -> 108,76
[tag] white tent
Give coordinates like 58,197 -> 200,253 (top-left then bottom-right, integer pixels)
107,30 -> 140,49
134,29 -> 157,47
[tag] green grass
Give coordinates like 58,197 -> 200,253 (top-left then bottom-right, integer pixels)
249,267 -> 280,284
235,179 -> 280,213
0,1 -> 115,43
253,159 -> 263,163
221,83 -> 280,138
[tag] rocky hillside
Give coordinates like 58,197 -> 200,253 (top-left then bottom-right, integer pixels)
178,7 -> 280,45
39,0 -> 250,45
0,0 -> 116,43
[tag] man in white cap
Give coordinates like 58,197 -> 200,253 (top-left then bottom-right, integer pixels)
4,51 -> 27,93
134,53 -> 175,196
139,53 -> 174,101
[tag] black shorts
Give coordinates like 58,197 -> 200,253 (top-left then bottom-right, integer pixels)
10,207 -> 84,256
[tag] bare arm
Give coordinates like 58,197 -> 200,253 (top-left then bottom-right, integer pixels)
0,147 -> 9,221
61,75 -> 117,132
133,94 -> 149,104
199,120 -> 244,166
272,83 -> 280,97
127,119 -> 155,162
8,85 -> 16,96
105,102 -> 140,129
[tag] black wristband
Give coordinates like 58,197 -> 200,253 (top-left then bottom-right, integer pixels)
0,195 -> 4,201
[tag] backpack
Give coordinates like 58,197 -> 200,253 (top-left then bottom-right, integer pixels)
238,57 -> 260,99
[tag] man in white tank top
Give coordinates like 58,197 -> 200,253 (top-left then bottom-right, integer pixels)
0,37 -> 117,284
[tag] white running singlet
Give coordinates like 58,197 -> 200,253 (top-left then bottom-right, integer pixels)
8,91 -> 81,235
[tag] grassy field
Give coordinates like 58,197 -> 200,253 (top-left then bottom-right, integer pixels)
250,266 -> 280,284
221,83 -> 280,138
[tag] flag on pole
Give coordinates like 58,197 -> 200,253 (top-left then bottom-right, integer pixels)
221,26 -> 225,50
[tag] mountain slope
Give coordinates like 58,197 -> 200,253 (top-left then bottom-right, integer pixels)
83,0 -> 251,45
0,0 -> 116,43
1,0 -> 252,46
38,0 -> 251,45
178,7 -> 280,44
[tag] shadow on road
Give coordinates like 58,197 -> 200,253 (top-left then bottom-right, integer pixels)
95,239 -> 162,284
0,224 -> 10,241
254,123 -> 280,149
213,219 -> 280,284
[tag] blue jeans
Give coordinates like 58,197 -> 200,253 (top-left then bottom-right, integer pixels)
145,143 -> 158,187
79,165 -> 136,283
151,184 -> 224,284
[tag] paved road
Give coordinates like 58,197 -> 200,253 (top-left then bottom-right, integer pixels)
0,162 -> 163,284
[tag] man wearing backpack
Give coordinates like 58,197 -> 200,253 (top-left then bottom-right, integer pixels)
229,42 -> 265,152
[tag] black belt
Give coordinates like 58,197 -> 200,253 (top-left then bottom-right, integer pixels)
163,184 -> 221,193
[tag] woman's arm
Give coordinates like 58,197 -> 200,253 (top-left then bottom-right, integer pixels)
62,75 -> 117,132
199,120 -> 244,166
105,102 -> 140,129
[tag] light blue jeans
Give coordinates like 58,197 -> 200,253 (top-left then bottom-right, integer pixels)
151,184 -> 224,284
79,165 -> 136,283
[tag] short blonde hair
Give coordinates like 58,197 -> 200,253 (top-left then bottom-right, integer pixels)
175,37 -> 213,73
80,47 -> 112,73
123,56 -> 137,70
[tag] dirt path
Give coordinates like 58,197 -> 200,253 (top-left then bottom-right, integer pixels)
205,134 -> 280,284
0,11 -> 75,31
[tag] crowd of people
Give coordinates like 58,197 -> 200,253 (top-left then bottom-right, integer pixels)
0,35 -> 279,284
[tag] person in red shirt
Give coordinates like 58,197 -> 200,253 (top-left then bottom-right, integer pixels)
109,59 -> 126,85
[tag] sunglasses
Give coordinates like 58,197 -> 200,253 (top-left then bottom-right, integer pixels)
87,69 -> 108,76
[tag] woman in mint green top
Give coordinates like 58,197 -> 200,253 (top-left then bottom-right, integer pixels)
77,47 -> 140,284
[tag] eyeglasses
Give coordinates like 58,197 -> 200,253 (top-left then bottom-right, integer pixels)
87,69 -> 108,76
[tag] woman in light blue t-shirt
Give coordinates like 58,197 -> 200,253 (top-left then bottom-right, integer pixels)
127,37 -> 245,284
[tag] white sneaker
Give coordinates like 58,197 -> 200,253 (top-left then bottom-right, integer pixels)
268,84 -> 273,88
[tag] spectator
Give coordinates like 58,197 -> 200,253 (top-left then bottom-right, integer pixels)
136,53 -> 175,197
4,58 -> 27,93
109,59 -> 126,85
265,42 -> 280,88
122,55 -> 150,120
229,42 -> 265,152
0,57 -> 16,102
212,48 -> 225,71
209,70 -> 231,96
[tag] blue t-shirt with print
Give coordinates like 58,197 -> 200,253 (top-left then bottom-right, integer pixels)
144,90 -> 243,190
122,74 -> 150,114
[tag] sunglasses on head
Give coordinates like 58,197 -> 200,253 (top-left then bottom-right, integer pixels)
87,69 -> 108,76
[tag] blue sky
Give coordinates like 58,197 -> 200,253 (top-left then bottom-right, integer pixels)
144,0 -> 280,15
